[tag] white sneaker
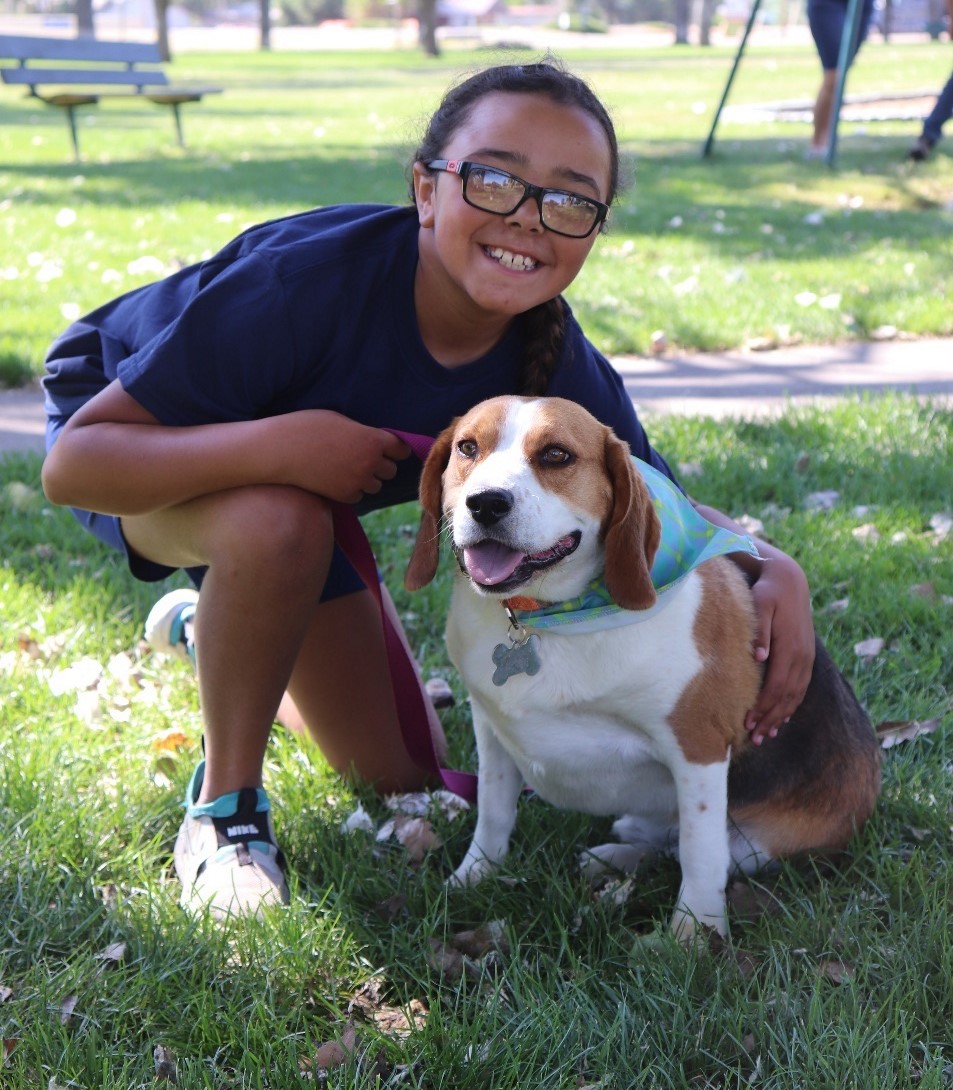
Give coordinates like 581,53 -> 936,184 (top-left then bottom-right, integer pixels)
145,588 -> 199,664
173,760 -> 290,919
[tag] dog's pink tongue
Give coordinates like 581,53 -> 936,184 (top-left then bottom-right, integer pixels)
463,541 -> 524,586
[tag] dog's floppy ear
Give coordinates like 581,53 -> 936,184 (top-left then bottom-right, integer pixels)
404,423 -> 456,590
602,432 -> 661,611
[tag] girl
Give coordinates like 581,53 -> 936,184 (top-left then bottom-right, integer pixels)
41,60 -> 814,919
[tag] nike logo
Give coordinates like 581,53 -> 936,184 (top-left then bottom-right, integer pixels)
226,823 -> 260,838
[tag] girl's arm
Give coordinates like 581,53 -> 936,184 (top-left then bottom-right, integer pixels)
41,379 -> 410,516
693,500 -> 816,745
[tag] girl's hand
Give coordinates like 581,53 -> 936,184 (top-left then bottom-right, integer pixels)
276,410 -> 412,504
744,554 -> 815,744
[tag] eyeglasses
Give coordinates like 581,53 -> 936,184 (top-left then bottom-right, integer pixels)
425,159 -> 609,239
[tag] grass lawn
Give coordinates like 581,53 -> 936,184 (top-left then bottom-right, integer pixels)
1,39 -> 952,385
2,391 -> 952,1088
1,34 -> 952,1090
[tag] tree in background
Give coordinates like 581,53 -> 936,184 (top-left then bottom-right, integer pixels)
76,0 -> 95,34
418,0 -> 439,54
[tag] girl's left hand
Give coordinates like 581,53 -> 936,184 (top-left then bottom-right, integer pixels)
745,554 -> 815,744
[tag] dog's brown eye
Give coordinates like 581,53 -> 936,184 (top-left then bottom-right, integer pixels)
541,446 -> 573,466
457,439 -> 478,459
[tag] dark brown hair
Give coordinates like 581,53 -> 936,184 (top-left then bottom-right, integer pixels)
411,60 -> 620,395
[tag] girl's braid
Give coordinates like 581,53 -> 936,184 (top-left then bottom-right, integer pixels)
519,296 -> 568,396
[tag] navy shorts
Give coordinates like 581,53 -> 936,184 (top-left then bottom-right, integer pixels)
68,505 -> 366,598
49,415 -> 366,600
808,0 -> 874,69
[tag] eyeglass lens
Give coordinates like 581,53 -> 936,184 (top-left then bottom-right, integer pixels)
465,165 -> 600,237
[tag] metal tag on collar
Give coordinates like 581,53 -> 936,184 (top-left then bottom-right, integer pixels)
491,605 -> 542,686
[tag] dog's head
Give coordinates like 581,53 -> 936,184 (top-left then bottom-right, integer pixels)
404,396 -> 661,610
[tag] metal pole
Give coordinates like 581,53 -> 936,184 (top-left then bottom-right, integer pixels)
824,0 -> 865,166
702,0 -> 764,158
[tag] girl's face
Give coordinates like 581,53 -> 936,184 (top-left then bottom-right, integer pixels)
413,92 -> 613,326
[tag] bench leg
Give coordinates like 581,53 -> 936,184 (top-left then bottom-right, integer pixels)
65,105 -> 81,161
171,103 -> 184,147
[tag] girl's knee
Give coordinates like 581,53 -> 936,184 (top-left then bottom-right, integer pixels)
211,485 -> 333,574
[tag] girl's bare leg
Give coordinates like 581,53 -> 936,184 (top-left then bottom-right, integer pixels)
124,484 -> 445,798
281,584 -> 447,794
123,484 -> 334,801
811,69 -> 838,150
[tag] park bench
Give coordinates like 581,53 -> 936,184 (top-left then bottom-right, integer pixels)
0,34 -> 222,159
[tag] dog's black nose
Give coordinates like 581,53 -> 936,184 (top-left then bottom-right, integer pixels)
466,489 -> 514,527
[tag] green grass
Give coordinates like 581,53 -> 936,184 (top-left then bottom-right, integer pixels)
1,40 -> 952,384
2,393 -> 952,1088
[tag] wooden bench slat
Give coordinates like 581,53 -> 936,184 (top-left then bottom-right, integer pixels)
0,34 -> 163,65
2,67 -> 170,88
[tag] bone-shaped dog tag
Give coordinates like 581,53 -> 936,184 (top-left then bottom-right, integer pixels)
491,633 -> 542,686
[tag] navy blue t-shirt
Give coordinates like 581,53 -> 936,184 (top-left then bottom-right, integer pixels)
44,203 -> 677,512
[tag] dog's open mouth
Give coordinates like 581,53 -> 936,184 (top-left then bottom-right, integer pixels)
459,531 -> 581,591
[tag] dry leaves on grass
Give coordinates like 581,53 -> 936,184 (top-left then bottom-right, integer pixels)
816,958 -> 854,984
342,790 -> 470,867
876,718 -> 941,750
426,919 -> 510,982
302,976 -> 428,1080
153,1044 -> 177,1083
854,637 -> 886,660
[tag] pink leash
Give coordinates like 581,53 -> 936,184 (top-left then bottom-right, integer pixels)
330,430 -> 478,803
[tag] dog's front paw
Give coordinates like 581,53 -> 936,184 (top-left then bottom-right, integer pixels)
579,842 -> 651,880
447,855 -> 498,889
670,901 -> 728,944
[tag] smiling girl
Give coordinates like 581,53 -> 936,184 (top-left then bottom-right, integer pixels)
41,59 -> 815,919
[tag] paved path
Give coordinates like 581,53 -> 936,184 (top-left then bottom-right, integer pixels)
2,337 -> 951,457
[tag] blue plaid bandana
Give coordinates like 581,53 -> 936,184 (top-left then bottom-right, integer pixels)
505,457 -> 761,634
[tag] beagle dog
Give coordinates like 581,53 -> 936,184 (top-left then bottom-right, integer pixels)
405,396 -> 881,942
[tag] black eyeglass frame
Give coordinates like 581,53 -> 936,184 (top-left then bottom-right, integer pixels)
424,159 -> 609,239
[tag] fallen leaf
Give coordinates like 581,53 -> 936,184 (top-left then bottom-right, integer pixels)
313,1024 -> 358,1071
876,718 -> 940,750
392,815 -> 441,863
150,729 -> 189,754
48,657 -> 103,696
870,325 -> 897,341
59,994 -> 78,1025
96,941 -> 126,965
593,876 -> 637,906
2,481 -> 42,511
805,490 -> 840,512
348,977 -> 427,1038
854,637 -> 885,660
341,803 -> 376,835
908,582 -> 937,601
818,597 -> 849,615
452,920 -> 510,959
736,514 -> 764,537
372,892 -> 408,922
3,1039 -> 16,1064
677,462 -> 704,479
929,512 -> 952,540
426,938 -> 464,980
0,985 -> 12,1003
851,523 -> 881,542
817,959 -> 853,984
425,676 -> 455,708
369,999 -> 428,1038
153,1043 -> 177,1083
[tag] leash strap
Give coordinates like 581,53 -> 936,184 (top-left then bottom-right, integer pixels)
330,430 -> 478,803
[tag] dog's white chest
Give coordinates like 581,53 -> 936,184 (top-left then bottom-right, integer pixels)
446,575 -> 706,815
